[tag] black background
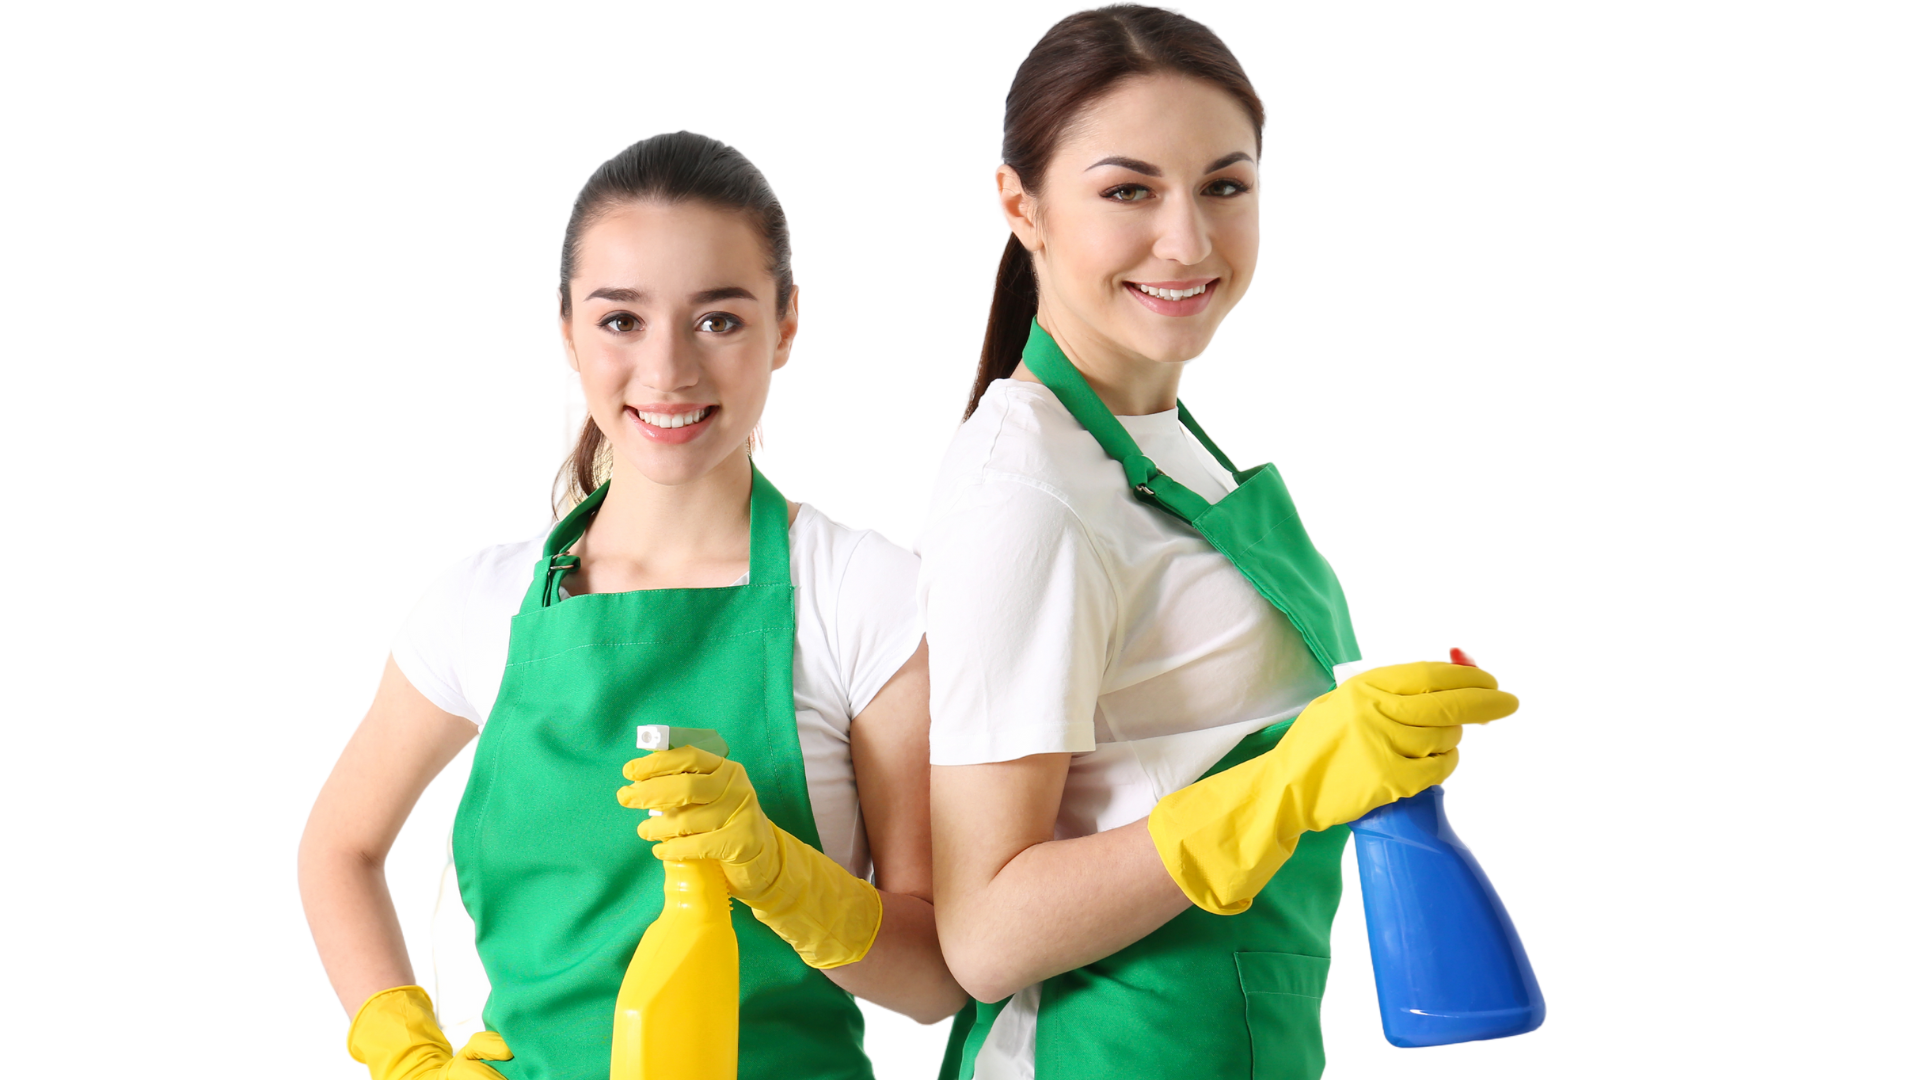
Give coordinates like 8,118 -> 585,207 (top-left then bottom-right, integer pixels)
259,6 -> 1635,1068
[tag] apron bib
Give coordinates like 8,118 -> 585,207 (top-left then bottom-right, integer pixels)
452,467 -> 872,1080
942,323 -> 1362,1080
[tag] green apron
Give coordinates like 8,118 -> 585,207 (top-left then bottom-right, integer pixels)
940,322 -> 1363,1080
452,467 -> 872,1080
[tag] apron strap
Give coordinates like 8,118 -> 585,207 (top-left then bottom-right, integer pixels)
521,483 -> 609,611
1020,320 -> 1216,524
520,466 -> 790,613
1175,401 -> 1246,481
746,463 -> 793,588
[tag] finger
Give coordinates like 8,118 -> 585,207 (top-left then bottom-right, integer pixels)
1360,661 -> 1500,695
650,832 -> 738,864
637,800 -> 738,842
617,769 -> 730,810
621,746 -> 726,783
1428,749 -> 1466,780
1380,722 -> 1463,759
1376,687 -> 1519,727
457,1032 -> 513,1062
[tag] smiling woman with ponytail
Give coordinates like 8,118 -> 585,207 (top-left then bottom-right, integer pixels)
921,7 -> 1523,1080
300,130 -> 963,1080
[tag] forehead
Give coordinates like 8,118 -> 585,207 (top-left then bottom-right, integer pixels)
1055,72 -> 1259,170
573,200 -> 769,287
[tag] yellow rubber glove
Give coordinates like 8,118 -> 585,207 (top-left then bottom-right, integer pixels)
619,747 -> 882,970
1149,661 -> 1519,916
346,985 -> 511,1080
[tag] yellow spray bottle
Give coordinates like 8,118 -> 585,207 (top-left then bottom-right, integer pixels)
612,725 -> 739,1080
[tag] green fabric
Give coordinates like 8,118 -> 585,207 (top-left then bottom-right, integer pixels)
942,323 -> 1363,1080
451,467 -> 870,1080
1019,321 -> 1361,675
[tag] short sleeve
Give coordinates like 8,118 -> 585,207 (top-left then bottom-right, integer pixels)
833,530 -> 926,717
390,556 -> 484,725
918,478 -> 1116,765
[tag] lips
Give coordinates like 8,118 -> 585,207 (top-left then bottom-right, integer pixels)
626,404 -> 717,445
1124,278 -> 1218,317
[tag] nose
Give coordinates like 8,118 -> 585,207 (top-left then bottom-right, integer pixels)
1152,192 -> 1212,267
634,323 -> 702,393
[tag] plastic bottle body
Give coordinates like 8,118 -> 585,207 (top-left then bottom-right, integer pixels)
610,859 -> 739,1080
1349,786 -> 1545,1047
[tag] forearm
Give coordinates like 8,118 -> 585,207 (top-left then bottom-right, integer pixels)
822,890 -> 968,1024
939,817 -> 1189,1003
298,838 -> 417,1015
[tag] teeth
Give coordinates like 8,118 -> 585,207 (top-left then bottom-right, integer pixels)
636,406 -> 711,429
1134,283 -> 1208,301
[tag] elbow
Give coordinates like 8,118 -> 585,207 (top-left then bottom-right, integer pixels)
906,986 -> 973,1026
944,945 -> 1026,1006
937,906 -> 1032,1004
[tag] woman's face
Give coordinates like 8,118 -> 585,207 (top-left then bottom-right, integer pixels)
562,200 -> 795,489
1009,72 -> 1260,369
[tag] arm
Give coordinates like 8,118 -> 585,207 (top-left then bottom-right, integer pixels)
930,754 -> 1189,1004
822,639 -> 969,1023
299,655 -> 478,1015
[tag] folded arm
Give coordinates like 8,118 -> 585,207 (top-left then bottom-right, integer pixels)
821,640 -> 968,1022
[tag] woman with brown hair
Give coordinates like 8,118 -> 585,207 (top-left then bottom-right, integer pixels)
920,8 -> 1520,1078
300,131 -> 963,1080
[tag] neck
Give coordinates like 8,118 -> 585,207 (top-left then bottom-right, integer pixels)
1019,297 -> 1183,415
570,448 -> 755,593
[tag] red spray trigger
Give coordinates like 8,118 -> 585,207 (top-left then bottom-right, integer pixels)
1449,647 -> 1478,668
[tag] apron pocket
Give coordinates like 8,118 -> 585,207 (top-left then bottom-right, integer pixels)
1234,951 -> 1331,1080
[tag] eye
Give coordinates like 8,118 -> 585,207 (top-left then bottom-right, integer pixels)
599,312 -> 641,333
696,312 -> 744,334
1101,183 -> 1153,203
1202,178 -> 1250,197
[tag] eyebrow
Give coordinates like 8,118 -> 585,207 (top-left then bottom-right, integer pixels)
582,285 -> 759,305
1084,151 -> 1255,176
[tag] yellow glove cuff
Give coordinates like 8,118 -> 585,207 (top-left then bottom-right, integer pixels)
1148,755 -> 1300,917
347,985 -> 453,1077
741,826 -> 883,969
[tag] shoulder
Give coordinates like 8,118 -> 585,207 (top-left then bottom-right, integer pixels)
921,379 -> 1130,555
938,380 -> 1117,495
433,534 -> 546,601
402,533 -> 546,638
789,503 -> 918,602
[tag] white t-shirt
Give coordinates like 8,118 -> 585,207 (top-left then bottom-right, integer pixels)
916,378 -> 1332,1079
394,503 -> 923,1035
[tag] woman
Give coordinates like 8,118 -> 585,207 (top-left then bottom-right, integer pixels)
921,8 -> 1521,1080
300,131 -> 964,1080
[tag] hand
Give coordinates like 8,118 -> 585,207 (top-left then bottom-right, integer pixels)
1148,661 -> 1519,915
619,747 -> 780,898
347,986 -> 511,1080
619,747 -> 882,969
1274,661 -> 1518,833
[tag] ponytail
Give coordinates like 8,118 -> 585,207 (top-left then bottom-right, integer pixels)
967,233 -> 1040,419
553,417 -> 612,517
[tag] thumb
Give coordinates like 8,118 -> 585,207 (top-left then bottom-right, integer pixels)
456,1031 -> 513,1062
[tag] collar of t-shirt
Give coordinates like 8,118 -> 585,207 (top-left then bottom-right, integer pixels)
556,570 -> 750,601
1111,406 -> 1236,500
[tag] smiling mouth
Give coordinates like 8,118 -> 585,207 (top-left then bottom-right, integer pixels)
1127,281 -> 1214,301
630,406 -> 714,430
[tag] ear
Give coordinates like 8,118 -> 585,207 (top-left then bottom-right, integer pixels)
996,165 -> 1041,254
556,284 -> 576,372
771,285 -> 800,372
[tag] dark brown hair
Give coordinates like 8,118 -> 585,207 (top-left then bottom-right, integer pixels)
553,131 -> 794,512
966,4 -> 1264,418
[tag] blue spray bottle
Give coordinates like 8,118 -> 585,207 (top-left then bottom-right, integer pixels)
1347,648 -> 1547,1047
